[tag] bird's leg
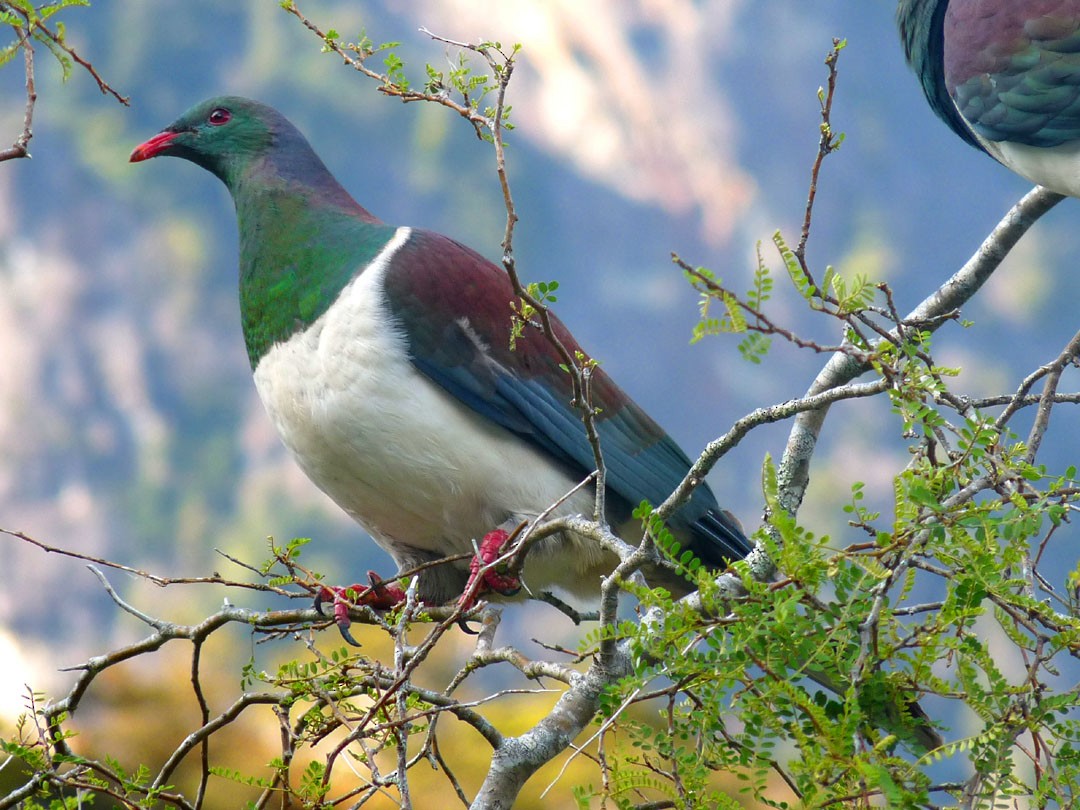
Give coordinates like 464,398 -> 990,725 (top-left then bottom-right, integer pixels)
315,570 -> 409,645
458,527 -> 524,612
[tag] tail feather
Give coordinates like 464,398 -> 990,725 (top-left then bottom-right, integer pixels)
691,507 -> 755,567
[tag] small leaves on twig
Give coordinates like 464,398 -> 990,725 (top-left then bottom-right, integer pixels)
0,0 -> 128,162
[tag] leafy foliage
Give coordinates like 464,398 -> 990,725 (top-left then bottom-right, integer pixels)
608,412 -> 1080,807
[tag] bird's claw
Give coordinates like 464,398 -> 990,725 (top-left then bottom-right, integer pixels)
315,571 -> 409,646
315,534 -> 519,643
457,528 -> 522,612
456,618 -> 481,635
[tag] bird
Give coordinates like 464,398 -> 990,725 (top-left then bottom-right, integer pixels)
130,97 -> 945,754
129,96 -> 753,613
898,1 -> 1080,196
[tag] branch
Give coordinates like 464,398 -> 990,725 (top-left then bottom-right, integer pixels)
656,379 -> 889,584
0,4 -> 129,162
0,24 -> 34,161
30,18 -> 129,105
1022,328 -> 1080,461
794,38 -> 846,286
776,185 -> 1063,518
43,566 -> 338,731
2,527 -> 302,594
471,661 -> 619,809
3,552 -> 522,807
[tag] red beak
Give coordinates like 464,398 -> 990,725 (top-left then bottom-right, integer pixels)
130,130 -> 181,162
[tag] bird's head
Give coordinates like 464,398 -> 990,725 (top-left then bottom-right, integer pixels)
130,96 -> 280,186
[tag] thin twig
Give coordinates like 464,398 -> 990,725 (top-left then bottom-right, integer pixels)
0,25 -> 35,161
794,38 -> 846,284
0,6 -> 128,163
1024,329 -> 1080,461
31,21 -> 129,104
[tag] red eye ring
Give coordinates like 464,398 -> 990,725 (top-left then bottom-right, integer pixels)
208,108 -> 231,126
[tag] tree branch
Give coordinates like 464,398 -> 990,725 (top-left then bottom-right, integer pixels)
0,23 -> 34,162
776,185 -> 1063,519
0,3 -> 128,162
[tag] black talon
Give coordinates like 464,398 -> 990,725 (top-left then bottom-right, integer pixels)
337,621 -> 362,647
457,618 -> 480,635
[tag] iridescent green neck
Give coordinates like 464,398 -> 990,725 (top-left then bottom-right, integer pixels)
231,171 -> 396,367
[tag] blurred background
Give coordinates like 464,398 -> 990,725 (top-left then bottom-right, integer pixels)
1,1 -> 1077,805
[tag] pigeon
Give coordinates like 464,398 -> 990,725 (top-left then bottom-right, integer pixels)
130,96 -> 751,611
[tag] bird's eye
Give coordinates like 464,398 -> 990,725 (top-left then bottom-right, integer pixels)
208,108 -> 232,126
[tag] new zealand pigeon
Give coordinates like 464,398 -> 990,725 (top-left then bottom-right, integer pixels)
130,96 -> 752,609
898,1 -> 1080,196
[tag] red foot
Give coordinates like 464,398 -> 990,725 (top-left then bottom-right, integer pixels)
315,571 -> 408,646
458,529 -> 522,612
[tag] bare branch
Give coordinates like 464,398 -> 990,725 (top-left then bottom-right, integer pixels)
472,661 -> 616,809
794,38 -> 846,285
1022,328 -> 1080,460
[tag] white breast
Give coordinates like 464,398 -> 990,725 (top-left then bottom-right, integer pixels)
251,227 -> 611,594
980,136 -> 1080,198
